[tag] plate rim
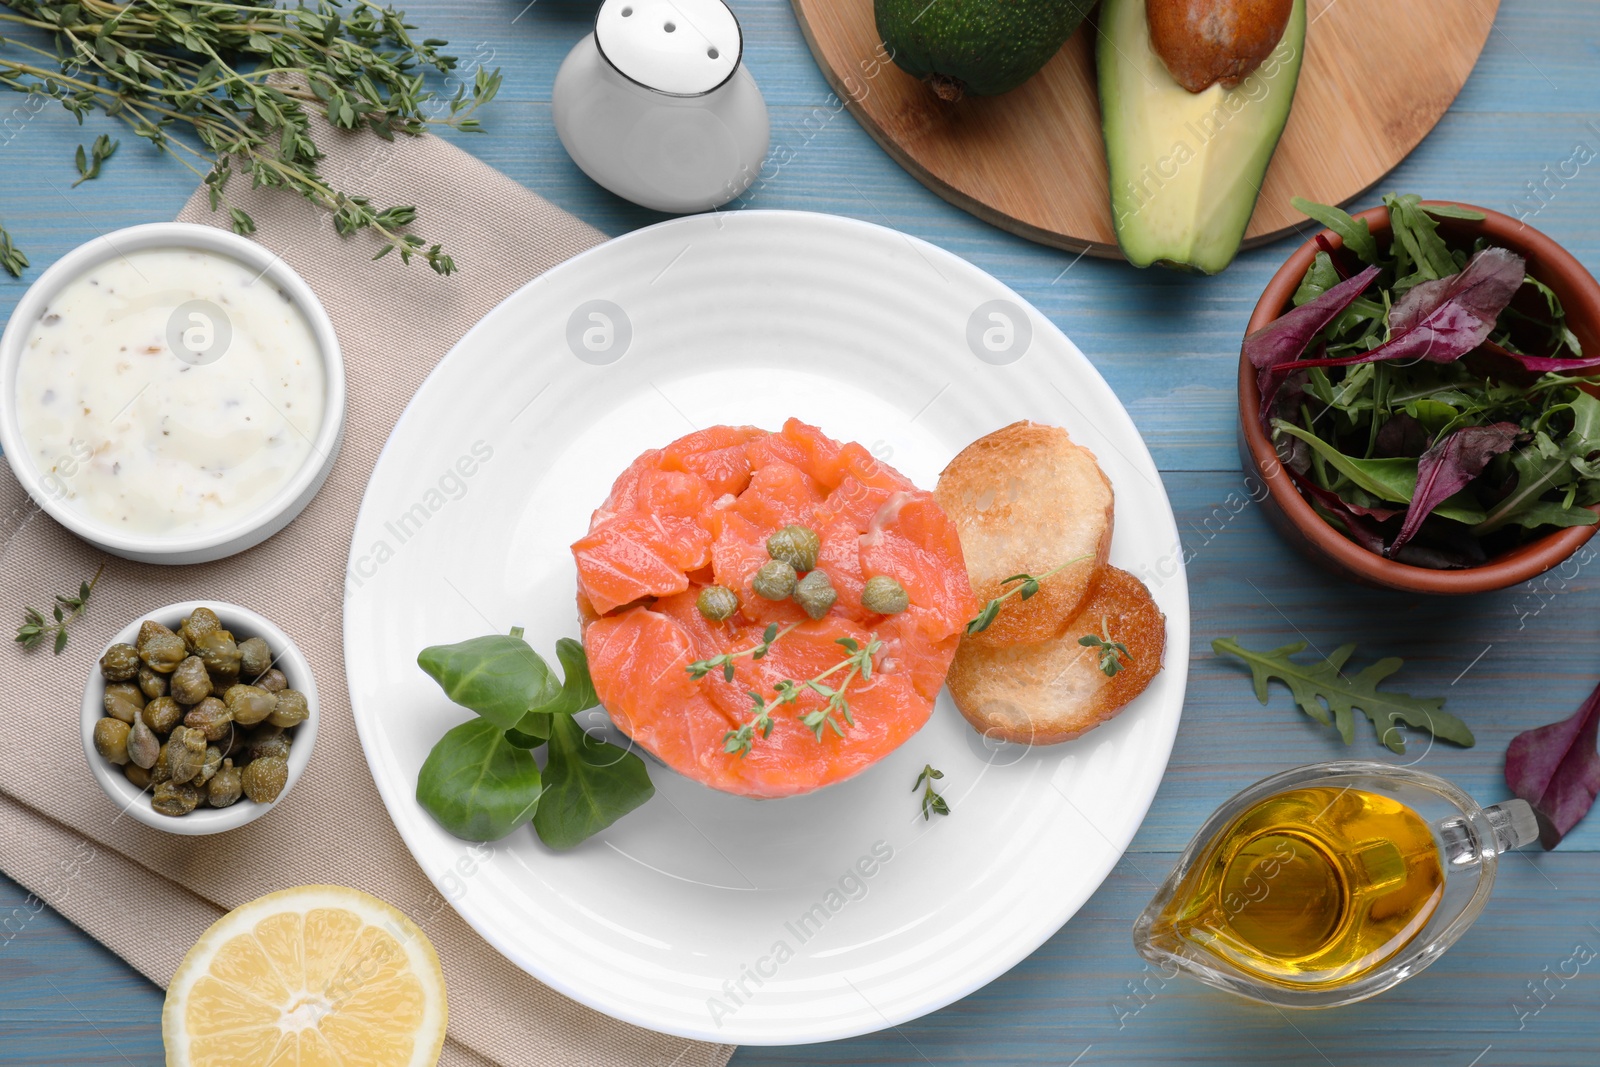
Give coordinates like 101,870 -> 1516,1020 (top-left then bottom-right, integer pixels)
343,208 -> 1191,1045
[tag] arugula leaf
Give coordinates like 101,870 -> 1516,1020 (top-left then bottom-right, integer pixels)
533,716 -> 655,850
1385,193 -> 1458,283
1213,637 -> 1474,753
1292,251 -> 1342,307
1417,203 -> 1487,221
1292,196 -> 1379,264
418,631 -> 557,730
416,719 -> 543,840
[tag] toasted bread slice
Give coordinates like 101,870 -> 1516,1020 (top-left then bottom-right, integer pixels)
935,421 -> 1113,646
948,566 -> 1164,745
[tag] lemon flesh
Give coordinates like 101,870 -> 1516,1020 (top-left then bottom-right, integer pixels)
163,885 -> 448,1067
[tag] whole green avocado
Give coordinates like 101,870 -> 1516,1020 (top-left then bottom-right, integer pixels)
876,0 -> 1094,99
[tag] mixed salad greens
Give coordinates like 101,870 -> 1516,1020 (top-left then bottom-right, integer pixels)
1246,193 -> 1600,568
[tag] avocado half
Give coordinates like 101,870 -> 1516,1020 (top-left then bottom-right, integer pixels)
877,0 -> 1094,99
1098,0 -> 1307,274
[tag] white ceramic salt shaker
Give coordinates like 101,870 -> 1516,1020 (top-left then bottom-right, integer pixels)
552,0 -> 769,213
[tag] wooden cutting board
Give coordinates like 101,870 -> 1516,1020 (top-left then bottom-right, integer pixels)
790,0 -> 1500,258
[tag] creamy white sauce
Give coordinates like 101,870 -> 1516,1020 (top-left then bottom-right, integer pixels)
14,247 -> 326,536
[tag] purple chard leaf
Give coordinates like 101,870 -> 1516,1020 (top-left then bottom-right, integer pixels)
1506,678 -> 1600,848
1389,423 -> 1521,554
1256,249 -> 1528,418
1244,266 -> 1380,423
1284,467 -> 1393,553
1382,246 -> 1527,363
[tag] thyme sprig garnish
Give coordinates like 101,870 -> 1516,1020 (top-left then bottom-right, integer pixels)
965,554 -> 1089,635
720,634 -> 884,756
914,764 -> 949,820
1079,617 -> 1131,677
0,0 -> 503,276
688,622 -> 797,682
0,221 -> 25,277
15,561 -> 104,654
72,133 -> 117,187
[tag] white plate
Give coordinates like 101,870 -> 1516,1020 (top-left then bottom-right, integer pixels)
344,210 -> 1189,1045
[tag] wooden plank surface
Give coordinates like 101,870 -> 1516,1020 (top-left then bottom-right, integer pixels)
2,0 -> 1600,1063
788,0 -> 1498,255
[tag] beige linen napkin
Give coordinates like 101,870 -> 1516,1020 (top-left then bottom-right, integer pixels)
0,127 -> 733,1067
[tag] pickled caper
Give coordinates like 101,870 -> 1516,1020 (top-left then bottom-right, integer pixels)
254,668 -> 288,693
151,781 -> 201,817
93,718 -> 131,765
137,621 -> 187,673
137,665 -> 168,700
196,630 -> 241,677
148,743 -> 171,786
237,636 -> 273,679
208,759 -> 243,808
225,684 -> 278,726
103,683 -> 146,724
141,696 -> 183,735
165,726 -> 207,784
127,714 -> 160,770
793,569 -> 838,619
242,756 -> 289,804
241,726 -> 291,763
752,560 -> 798,600
184,697 -> 234,742
99,643 -> 140,682
178,607 -> 221,652
696,585 -> 740,622
123,763 -> 152,791
169,655 -> 212,705
266,689 -> 310,729
766,524 -> 821,572
197,745 -> 223,785
861,575 -> 910,615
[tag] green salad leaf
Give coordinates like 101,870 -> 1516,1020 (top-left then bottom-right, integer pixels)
1271,421 -> 1485,523
415,719 -> 543,841
532,716 -> 655,851
416,628 -> 653,846
1213,637 -> 1474,754
418,630 -> 556,730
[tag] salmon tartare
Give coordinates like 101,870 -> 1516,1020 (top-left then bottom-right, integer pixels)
575,419 -> 978,798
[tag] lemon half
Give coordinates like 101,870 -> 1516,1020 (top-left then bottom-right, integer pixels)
163,885 -> 448,1067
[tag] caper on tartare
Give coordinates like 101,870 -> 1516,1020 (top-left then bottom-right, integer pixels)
697,585 -> 741,621
752,559 -> 799,600
861,575 -> 910,615
793,569 -> 838,619
766,524 -> 821,572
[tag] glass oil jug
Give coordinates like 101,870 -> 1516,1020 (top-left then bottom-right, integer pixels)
1133,761 -> 1540,1007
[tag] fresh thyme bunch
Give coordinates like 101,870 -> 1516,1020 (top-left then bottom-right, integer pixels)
0,0 -> 503,277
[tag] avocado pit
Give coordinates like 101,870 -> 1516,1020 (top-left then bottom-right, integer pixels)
1145,0 -> 1293,93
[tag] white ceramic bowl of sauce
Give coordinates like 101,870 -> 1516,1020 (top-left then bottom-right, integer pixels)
0,223 -> 344,563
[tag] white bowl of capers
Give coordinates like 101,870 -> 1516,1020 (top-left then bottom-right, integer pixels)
81,600 -> 318,836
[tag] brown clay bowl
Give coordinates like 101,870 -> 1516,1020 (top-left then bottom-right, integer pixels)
1238,201 -> 1600,594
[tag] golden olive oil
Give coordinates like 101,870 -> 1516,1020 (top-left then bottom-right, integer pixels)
1151,786 -> 1444,987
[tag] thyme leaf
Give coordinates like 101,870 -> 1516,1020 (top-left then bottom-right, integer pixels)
1078,617 -> 1131,677
914,763 -> 950,820
15,561 -> 103,654
965,555 -> 1089,635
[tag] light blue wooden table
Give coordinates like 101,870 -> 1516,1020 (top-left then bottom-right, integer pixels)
4,1 -> 1600,1063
